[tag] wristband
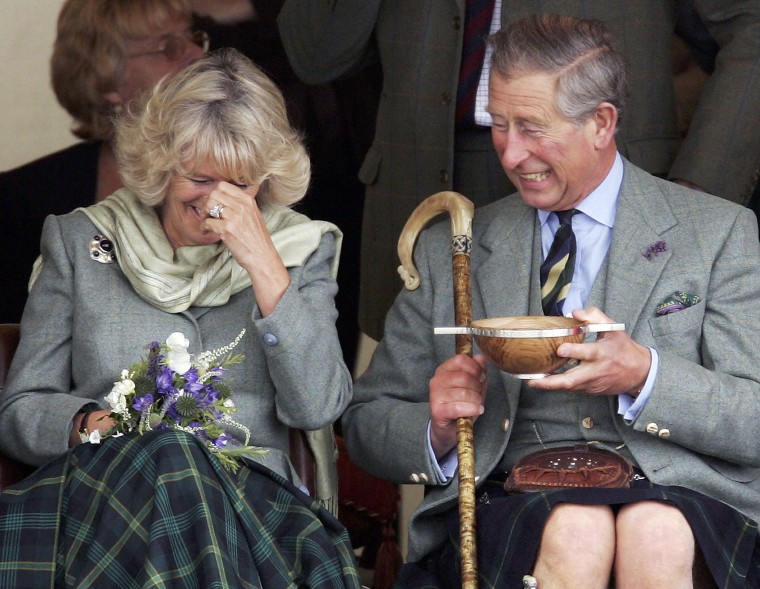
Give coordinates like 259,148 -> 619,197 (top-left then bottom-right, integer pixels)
78,410 -> 97,443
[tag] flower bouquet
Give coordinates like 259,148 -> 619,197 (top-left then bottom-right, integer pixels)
102,329 -> 263,471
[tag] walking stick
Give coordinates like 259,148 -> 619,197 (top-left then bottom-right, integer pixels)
397,191 -> 478,589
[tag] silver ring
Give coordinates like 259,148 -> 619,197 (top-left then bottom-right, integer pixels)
209,204 -> 224,219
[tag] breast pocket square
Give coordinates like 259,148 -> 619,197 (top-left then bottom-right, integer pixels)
655,291 -> 701,316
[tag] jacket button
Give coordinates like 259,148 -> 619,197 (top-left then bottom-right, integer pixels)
501,418 -> 510,432
262,333 -> 278,346
452,16 -> 462,29
582,417 -> 594,429
658,429 -> 671,439
645,423 -> 659,434
410,473 -> 420,483
439,169 -> 449,183
441,91 -> 452,105
419,472 -> 429,483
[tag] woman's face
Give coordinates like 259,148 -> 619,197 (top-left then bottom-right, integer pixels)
106,12 -> 206,110
161,162 -> 256,249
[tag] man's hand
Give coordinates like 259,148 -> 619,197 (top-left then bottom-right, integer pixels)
429,353 -> 488,459
528,307 -> 651,396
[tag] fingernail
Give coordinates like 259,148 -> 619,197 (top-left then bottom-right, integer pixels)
479,405 -> 485,415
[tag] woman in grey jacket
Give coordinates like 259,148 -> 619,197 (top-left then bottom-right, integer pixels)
0,49 -> 359,588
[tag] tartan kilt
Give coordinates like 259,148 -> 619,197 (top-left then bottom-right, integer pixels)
0,430 -> 361,589
397,478 -> 760,589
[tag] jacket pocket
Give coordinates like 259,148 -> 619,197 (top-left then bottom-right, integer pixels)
648,299 -> 705,337
703,455 -> 760,483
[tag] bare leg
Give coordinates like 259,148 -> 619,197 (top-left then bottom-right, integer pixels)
532,504 -> 616,589
615,501 -> 694,589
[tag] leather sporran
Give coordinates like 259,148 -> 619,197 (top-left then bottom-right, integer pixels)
504,444 -> 634,493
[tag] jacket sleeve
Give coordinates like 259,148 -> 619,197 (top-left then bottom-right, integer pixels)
276,0 -> 381,84
670,1 -> 760,203
253,232 -> 352,430
0,215 -> 92,465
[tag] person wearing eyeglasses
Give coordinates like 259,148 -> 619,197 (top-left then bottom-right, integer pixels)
0,0 -> 208,324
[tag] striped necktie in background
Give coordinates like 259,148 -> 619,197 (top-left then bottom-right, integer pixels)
456,0 -> 496,127
540,209 -> 578,316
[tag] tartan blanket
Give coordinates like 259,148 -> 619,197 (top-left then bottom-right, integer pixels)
0,430 -> 361,588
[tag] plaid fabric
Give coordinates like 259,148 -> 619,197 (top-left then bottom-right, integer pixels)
0,431 -> 361,589
397,479 -> 760,589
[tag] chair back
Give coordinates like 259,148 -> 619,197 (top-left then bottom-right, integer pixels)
0,324 -> 36,487
0,324 -> 20,392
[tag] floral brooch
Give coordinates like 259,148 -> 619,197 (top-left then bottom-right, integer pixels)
643,240 -> 667,261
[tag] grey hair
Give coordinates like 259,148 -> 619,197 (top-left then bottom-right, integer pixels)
116,48 -> 310,210
488,14 -> 629,127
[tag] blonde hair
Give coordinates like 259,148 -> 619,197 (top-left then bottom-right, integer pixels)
51,0 -> 193,141
116,48 -> 311,211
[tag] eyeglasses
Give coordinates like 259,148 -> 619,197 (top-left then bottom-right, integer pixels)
127,30 -> 210,62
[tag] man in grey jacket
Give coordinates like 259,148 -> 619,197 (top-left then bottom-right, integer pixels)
343,14 -> 760,588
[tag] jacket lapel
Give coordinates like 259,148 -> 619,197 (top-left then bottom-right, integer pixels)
603,161 -> 676,333
473,197 -> 537,321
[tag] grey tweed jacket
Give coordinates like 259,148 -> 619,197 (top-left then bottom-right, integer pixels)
344,159 -> 760,562
0,210 -> 352,485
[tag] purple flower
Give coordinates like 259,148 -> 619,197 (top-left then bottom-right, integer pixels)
643,241 -> 667,261
132,393 -> 155,413
181,368 -> 205,395
214,433 -> 230,449
154,366 -> 175,395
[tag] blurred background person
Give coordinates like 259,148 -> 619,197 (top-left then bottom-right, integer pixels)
0,0 -> 207,324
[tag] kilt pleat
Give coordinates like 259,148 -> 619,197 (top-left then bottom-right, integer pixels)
397,479 -> 760,589
0,430 -> 361,589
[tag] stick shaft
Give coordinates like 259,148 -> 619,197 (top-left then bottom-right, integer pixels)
453,249 -> 478,589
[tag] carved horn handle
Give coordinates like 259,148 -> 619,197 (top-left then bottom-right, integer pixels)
397,191 -> 474,290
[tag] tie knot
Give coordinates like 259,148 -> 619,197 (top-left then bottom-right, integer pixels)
555,209 -> 577,226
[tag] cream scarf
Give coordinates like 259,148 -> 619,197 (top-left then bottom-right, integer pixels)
33,188 -> 342,312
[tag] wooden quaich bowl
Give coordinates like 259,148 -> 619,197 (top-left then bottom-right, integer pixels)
435,316 -> 625,378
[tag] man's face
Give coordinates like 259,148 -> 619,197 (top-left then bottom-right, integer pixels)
488,71 -> 613,211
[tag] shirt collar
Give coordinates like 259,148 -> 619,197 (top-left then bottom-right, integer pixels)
538,152 -> 624,229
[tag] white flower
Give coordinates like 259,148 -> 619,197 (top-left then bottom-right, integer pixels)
88,430 -> 102,444
105,378 -> 135,413
165,332 -> 192,374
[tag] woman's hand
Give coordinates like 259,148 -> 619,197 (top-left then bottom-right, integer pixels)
69,409 -> 115,447
203,181 -> 291,315
429,353 -> 488,460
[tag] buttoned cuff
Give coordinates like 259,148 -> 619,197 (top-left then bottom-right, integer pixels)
427,420 -> 457,483
619,347 -> 659,422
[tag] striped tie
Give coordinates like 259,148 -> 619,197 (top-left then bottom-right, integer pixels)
456,0 -> 496,126
541,209 -> 578,316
